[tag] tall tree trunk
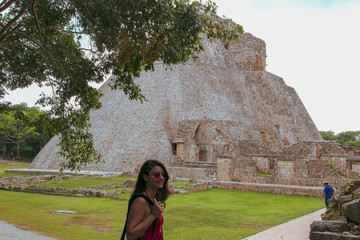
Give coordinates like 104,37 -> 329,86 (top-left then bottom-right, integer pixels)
16,142 -> 21,159
1,144 -> 6,158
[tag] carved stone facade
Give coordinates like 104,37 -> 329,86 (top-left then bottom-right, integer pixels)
30,32 -> 360,184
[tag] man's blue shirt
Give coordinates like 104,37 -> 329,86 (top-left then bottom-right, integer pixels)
324,185 -> 334,200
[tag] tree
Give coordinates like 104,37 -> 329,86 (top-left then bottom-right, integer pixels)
0,103 -> 43,159
320,131 -> 338,141
320,130 -> 360,151
337,131 -> 360,145
1,0 -> 243,170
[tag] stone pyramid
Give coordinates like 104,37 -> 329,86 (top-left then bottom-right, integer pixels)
30,33 -> 322,173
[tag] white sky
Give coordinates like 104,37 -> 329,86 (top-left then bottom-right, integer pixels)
213,0 -> 360,134
5,0 -> 360,134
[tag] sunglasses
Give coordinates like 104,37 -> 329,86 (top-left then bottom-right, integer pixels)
151,172 -> 167,179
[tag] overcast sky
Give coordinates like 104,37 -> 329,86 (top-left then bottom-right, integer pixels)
212,0 -> 360,134
5,0 -> 360,134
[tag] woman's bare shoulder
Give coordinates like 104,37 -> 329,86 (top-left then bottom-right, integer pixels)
129,195 -> 150,214
132,196 -> 148,204
131,195 -> 151,209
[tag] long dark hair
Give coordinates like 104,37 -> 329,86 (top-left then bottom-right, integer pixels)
131,159 -> 171,203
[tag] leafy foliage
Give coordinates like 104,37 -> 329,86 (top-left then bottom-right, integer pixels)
0,103 -> 52,159
320,130 -> 360,150
0,0 -> 243,170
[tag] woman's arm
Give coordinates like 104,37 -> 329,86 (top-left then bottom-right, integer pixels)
126,197 -> 163,240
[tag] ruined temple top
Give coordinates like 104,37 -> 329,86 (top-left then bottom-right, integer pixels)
184,32 -> 267,71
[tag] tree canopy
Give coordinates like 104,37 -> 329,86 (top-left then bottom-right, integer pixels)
0,103 -> 52,159
320,130 -> 360,150
0,0 -> 243,170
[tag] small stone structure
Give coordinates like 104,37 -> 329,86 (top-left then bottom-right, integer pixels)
0,174 -> 325,198
0,175 -> 136,198
310,180 -> 360,239
0,175 -> 215,197
28,31 -> 360,187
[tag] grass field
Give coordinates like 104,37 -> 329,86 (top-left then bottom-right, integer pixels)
0,189 -> 323,240
0,160 -> 33,177
0,161 -> 324,239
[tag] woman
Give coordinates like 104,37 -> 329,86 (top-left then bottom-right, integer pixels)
122,160 -> 171,240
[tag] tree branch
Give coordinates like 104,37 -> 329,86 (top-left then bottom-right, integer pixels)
0,18 -> 28,46
32,0 -> 53,45
20,24 -> 92,35
0,0 -> 16,12
16,31 -> 46,51
0,2 -> 31,46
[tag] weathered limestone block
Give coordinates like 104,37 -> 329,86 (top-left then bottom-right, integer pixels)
354,188 -> 360,199
351,225 -> 360,235
310,220 -> 349,233
123,179 -> 136,188
310,232 -> 360,240
342,181 -> 360,195
121,188 -> 132,194
338,195 -> 354,210
349,222 -> 357,229
225,33 -> 266,71
169,166 -> 215,180
342,199 -> 360,224
183,182 -> 209,193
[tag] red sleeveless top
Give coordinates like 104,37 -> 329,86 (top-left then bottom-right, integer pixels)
141,192 -> 164,240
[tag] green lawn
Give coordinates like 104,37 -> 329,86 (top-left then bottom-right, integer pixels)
0,161 -> 34,177
0,161 -> 323,239
0,189 -> 323,240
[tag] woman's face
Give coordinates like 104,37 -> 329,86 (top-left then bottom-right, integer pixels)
145,165 -> 167,190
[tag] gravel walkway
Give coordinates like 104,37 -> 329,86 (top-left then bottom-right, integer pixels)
0,221 -> 55,240
242,208 -> 325,240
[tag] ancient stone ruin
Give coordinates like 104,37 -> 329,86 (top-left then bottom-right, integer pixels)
310,180 -> 360,239
29,32 -> 360,187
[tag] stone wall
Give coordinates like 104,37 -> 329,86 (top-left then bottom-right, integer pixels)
273,160 -> 296,178
215,156 -> 349,188
253,156 -> 271,173
168,166 -> 216,180
270,177 -> 349,189
281,141 -> 360,159
0,176 -> 136,198
216,157 -> 232,181
307,159 -> 343,178
331,157 -> 347,174
212,181 -> 322,197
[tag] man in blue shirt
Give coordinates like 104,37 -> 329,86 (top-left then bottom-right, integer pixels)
320,182 -> 335,208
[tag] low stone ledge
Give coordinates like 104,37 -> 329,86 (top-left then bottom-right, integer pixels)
212,181 -> 322,197
310,220 -> 349,233
342,199 -> 360,224
5,168 -> 123,177
83,179 -> 136,190
169,167 -> 216,180
338,195 -> 354,210
170,182 -> 210,194
310,231 -> 360,240
24,185 -> 119,198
